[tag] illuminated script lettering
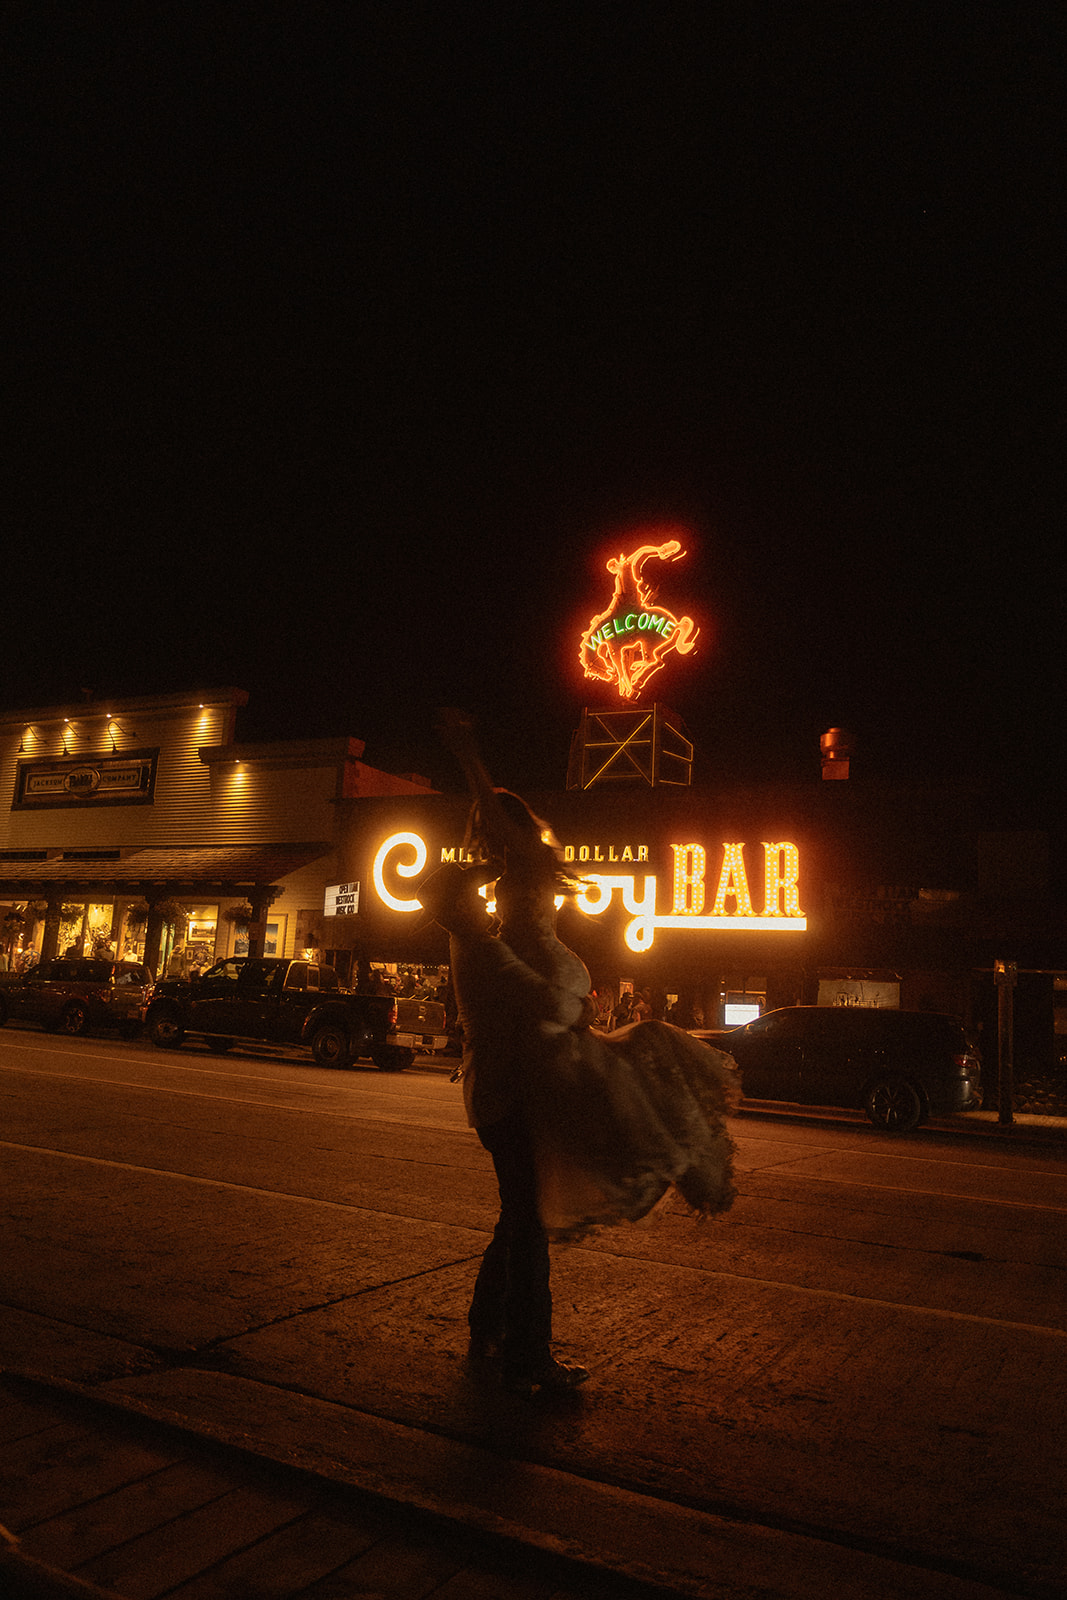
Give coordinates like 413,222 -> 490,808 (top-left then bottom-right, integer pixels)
371,833 -> 806,951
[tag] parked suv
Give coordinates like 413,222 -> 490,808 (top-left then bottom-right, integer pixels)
0,957 -> 153,1037
702,1006 -> 982,1132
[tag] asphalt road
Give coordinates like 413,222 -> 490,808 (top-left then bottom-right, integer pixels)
1,1026 -> 1065,1598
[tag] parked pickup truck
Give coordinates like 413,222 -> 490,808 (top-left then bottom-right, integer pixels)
393,995 -> 451,1054
144,957 -> 413,1071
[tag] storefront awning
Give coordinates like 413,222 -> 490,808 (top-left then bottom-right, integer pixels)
0,844 -> 331,898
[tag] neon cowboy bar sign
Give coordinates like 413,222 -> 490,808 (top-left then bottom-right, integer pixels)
579,539 -> 698,702
371,832 -> 806,952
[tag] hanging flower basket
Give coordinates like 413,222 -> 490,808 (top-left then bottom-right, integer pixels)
222,902 -> 254,931
125,902 -> 149,930
154,899 -> 190,928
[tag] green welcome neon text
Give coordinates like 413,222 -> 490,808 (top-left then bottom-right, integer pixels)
588,611 -> 676,649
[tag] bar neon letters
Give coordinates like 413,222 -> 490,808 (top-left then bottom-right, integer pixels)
712,843 -> 754,918
672,843 -> 706,915
762,841 -> 803,917
371,832 -> 806,949
673,842 -> 804,919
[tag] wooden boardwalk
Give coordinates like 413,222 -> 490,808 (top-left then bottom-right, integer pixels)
0,1374 -> 660,1600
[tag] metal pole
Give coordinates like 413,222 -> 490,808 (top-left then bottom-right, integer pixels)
995,960 -> 1016,1127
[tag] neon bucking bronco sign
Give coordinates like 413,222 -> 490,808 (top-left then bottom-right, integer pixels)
579,539 -> 699,701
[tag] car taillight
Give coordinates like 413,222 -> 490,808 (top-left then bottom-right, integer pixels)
953,1053 -> 976,1073
389,999 -> 398,1027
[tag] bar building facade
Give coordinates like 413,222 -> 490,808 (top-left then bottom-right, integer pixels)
1,689 -> 1062,1081
337,777 -> 1063,1058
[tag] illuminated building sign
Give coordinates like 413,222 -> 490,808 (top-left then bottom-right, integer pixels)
324,882 -> 360,916
13,751 -> 158,809
579,539 -> 698,701
371,831 -> 806,952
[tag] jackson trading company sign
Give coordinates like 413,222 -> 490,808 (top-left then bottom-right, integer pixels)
371,832 -> 806,953
579,538 -> 698,701
14,751 -> 158,809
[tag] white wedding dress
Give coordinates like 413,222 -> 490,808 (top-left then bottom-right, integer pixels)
506,923 -> 740,1239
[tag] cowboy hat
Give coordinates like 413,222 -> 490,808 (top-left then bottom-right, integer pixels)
412,858 -> 501,932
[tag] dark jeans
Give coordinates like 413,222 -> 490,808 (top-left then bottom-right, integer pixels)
469,1113 -> 552,1375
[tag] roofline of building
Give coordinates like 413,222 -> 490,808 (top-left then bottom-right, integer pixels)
0,689 -> 249,727
198,737 -> 366,768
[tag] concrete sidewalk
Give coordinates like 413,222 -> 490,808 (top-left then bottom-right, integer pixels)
3,1367 -> 655,1600
0,1365 -> 1032,1600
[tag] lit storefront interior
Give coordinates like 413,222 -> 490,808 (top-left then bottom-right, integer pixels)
0,689 -> 434,977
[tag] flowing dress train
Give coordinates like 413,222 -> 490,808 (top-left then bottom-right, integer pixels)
522,1016 -> 740,1238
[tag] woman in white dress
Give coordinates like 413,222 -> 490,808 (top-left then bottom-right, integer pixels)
434,709 -> 739,1218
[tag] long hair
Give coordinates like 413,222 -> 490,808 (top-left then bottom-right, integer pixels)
464,789 -> 584,899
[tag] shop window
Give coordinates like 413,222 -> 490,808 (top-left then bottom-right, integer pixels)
235,921 -> 282,957
325,949 -> 354,986
186,905 -> 219,965
817,978 -> 900,1009
55,902 -> 115,959
720,975 -> 767,1026
725,995 -> 763,1025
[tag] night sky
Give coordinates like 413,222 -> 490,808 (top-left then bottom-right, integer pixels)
5,5 -> 1062,798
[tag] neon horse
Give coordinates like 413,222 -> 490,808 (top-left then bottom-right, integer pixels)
579,540 -> 698,701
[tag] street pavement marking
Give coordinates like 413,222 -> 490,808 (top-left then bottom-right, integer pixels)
2,1138 -> 1066,1343
741,1121 -> 1067,1174
4,1040 -> 1064,1196
0,1058 -> 469,1129
0,1034 -> 449,1095
5,1056 -> 1065,1213
740,1165 -> 1067,1213
6,1037 -> 1062,1173
0,1138 -> 488,1223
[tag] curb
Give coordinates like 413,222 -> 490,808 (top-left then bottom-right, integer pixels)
1,1521 -> 127,1600
736,1101 -> 1067,1144
3,1367 -> 1041,1600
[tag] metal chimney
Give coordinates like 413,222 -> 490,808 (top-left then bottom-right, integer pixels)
820,727 -> 852,779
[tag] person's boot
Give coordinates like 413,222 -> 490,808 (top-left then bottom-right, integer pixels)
502,1356 -> 590,1399
467,1332 -> 503,1362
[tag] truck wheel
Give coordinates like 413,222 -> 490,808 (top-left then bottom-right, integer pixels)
148,1010 -> 185,1049
373,1044 -> 414,1072
864,1076 -> 924,1132
311,1023 -> 351,1068
60,1002 -> 90,1037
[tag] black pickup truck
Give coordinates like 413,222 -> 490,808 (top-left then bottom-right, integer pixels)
144,957 -> 413,1070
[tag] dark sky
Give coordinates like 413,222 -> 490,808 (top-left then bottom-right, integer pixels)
5,4 -> 1062,797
